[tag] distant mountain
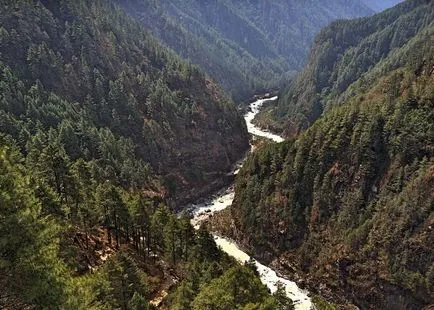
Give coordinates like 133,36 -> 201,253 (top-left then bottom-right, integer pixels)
266,0 -> 432,137
364,0 -> 404,11
225,0 -> 434,308
114,0 -> 373,102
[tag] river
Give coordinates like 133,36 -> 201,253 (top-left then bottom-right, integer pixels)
188,97 -> 312,309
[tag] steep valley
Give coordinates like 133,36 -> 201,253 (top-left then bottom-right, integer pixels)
113,0 -> 373,102
221,1 -> 434,308
187,97 -> 312,309
1,0 -> 433,309
0,0 -> 249,206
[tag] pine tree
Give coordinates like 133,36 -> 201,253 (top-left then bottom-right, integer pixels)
0,146 -> 67,308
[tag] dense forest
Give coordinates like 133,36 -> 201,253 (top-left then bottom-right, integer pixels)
2,0 -> 432,309
0,0 -> 249,205
1,148 -> 292,309
256,0 -> 433,136
114,0 -> 373,102
225,0 -> 434,308
0,0 -> 295,308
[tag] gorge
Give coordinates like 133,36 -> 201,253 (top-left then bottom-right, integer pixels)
187,97 -> 311,309
0,1 -> 432,309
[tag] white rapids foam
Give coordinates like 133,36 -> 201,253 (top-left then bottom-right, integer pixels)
244,96 -> 284,143
188,97 -> 312,309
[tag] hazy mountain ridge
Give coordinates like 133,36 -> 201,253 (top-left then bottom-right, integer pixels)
114,0 -> 373,102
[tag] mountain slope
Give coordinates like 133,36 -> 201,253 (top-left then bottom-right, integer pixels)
225,0 -> 374,70
222,1 -> 434,308
264,0 -> 433,136
0,145 -> 283,309
0,1 -> 286,308
115,0 -> 373,102
0,0 -> 249,204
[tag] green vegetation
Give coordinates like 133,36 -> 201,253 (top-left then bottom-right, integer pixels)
0,0 -> 249,204
0,146 -> 68,307
115,0 -> 373,102
234,59 -> 434,310
266,0 -> 434,136
230,1 -> 434,308
190,266 -> 288,310
2,0 -> 431,309
0,144 -> 289,308
311,295 -> 338,310
0,146 -> 282,308
0,0 -> 290,308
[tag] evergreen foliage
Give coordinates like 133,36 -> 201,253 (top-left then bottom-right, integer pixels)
269,0 -> 434,136
231,4 -> 434,306
0,0 -> 249,204
0,141 -> 283,308
0,0 -> 271,308
0,146 -> 67,308
115,0 -> 373,102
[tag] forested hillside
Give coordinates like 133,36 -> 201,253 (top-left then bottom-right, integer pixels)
259,0 -> 433,136
0,0 -> 249,205
115,0 -> 373,102
225,1 -> 434,308
0,0 -> 292,308
1,150 -> 288,309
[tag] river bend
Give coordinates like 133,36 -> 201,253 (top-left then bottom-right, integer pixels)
189,97 -> 312,310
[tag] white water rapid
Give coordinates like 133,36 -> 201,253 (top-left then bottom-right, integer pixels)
189,97 -> 312,309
